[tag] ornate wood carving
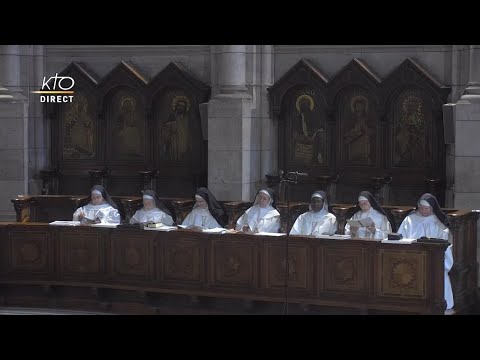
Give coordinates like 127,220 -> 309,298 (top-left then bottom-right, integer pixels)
382,59 -> 450,206
147,62 -> 210,197
171,199 -> 194,225
11,196 -> 33,223
265,241 -> 311,290
119,198 -> 143,224
59,230 -> 104,277
223,201 -> 252,229
112,233 -> 153,278
162,237 -> 203,282
269,58 -> 450,206
331,206 -> 355,235
378,249 -> 426,298
45,61 -> 210,198
210,238 -> 257,288
0,220 -> 476,314
323,248 -> 364,292
10,230 -> 50,273
390,208 -> 415,232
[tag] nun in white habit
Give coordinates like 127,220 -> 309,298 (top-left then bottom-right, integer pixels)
73,185 -> 121,225
344,191 -> 392,240
236,188 -> 281,233
130,189 -> 174,225
182,187 -> 226,229
398,193 -> 454,310
290,190 -> 337,236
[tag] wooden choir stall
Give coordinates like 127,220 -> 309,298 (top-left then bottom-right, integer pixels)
1,194 -> 478,315
5,57 -> 477,314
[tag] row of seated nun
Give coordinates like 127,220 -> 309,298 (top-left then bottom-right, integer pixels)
71,185 -> 454,310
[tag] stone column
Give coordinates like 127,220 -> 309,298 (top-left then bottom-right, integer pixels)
0,45 -> 21,93
259,45 -> 277,187
0,45 -> 28,221
460,45 -> 480,103
29,45 -> 47,194
207,45 -> 254,201
217,45 -> 248,94
445,45 -> 480,285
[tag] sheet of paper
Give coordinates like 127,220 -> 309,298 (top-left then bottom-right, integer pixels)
143,225 -> 178,232
314,234 -> 351,240
49,221 -> 81,226
254,232 -> 286,237
202,227 -> 227,234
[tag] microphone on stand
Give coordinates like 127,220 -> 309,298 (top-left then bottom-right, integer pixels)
290,172 -> 309,177
278,170 -> 309,315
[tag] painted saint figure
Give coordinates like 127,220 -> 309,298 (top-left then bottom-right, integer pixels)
64,93 -> 95,159
115,96 -> 142,158
343,96 -> 371,163
160,95 -> 191,161
292,94 -> 326,165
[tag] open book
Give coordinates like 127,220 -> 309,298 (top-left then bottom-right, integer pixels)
82,215 -> 102,224
143,224 -> 178,232
146,222 -> 168,228
346,217 -> 374,228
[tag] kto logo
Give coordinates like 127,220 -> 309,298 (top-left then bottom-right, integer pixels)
32,73 -> 75,103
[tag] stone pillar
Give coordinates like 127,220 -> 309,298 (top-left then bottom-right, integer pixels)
0,45 -> 28,221
0,45 -> 21,93
259,45 -> 277,188
460,45 -> 480,103
217,45 -> 248,94
29,45 -> 47,194
207,45 -> 254,201
445,45 -> 480,285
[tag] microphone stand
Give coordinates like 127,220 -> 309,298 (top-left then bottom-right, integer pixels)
280,171 -> 300,315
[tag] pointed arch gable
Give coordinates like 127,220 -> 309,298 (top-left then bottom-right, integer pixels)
268,59 -> 329,119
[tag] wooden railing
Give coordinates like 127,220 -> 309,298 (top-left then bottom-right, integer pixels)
0,223 -> 455,315
10,195 -> 479,314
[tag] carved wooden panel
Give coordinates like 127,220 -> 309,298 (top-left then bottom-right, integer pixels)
10,231 -> 51,273
46,62 -> 101,168
161,237 -> 204,283
46,61 -> 210,198
391,89 -> 432,168
112,233 -> 154,278
322,247 -> 364,293
0,222 -> 473,314
209,237 -> 257,288
338,88 -> 378,167
285,87 -> 329,168
378,249 -> 426,298
382,59 -> 449,206
106,88 -> 146,162
62,91 -> 97,161
59,230 -> 104,277
154,90 -> 194,163
264,240 -> 311,290
270,58 -> 450,206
